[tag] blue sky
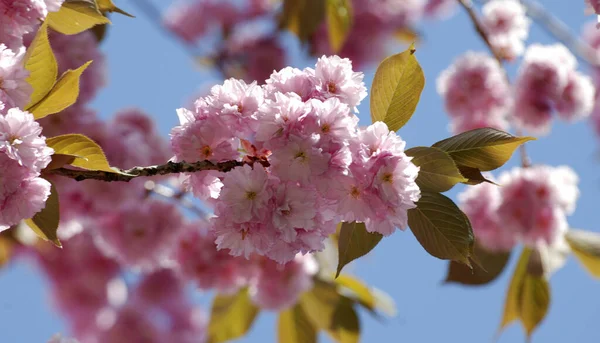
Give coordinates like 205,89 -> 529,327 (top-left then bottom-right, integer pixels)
1,1 -> 599,342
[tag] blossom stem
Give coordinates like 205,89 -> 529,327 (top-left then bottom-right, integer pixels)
456,0 -> 504,64
46,160 -> 247,182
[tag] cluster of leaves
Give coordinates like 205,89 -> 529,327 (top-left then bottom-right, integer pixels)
21,0 -> 131,247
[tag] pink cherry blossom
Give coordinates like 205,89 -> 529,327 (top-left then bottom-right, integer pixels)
44,0 -> 64,12
309,97 -> 358,144
0,107 -> 53,172
555,72 -> 596,121
264,67 -> 318,101
212,216 -> 277,259
269,135 -> 330,183
92,200 -> 184,270
218,164 -> 272,223
437,52 -> 511,133
255,92 -> 312,145
481,0 -> 531,60
314,55 -> 368,110
272,183 -> 318,241
0,0 -> 46,49
249,254 -> 317,310
47,333 -> 79,343
0,44 -> 32,108
171,116 -> 238,163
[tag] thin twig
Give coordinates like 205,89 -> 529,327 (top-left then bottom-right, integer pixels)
457,0 -> 504,64
144,181 -> 208,218
519,0 -> 600,67
46,160 -> 247,182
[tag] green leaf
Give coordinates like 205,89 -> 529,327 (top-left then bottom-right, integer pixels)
45,134 -> 118,173
370,45 -> 425,131
44,154 -> 78,171
499,248 -> 551,338
565,229 -> 600,278
406,146 -> 467,192
47,0 -> 111,35
28,61 -> 93,119
208,289 -> 259,343
457,165 -> 496,185
334,275 -> 377,311
278,304 -> 317,343
408,192 -> 474,265
445,242 -> 511,286
25,181 -> 61,247
326,0 -> 353,53
300,280 -> 341,330
0,235 -> 14,269
327,297 -> 360,343
24,23 -> 58,108
336,222 -> 383,277
97,0 -> 134,17
279,0 -> 326,42
432,128 -> 535,172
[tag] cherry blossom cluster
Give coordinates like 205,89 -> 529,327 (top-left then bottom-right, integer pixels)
0,0 -> 64,49
459,165 -> 579,252
481,0 -> 530,60
170,56 -> 421,264
585,0 -> 600,27
581,22 -> 600,137
437,44 -> 595,134
0,104 -> 53,230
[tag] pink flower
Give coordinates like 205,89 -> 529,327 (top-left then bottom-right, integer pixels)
218,164 -> 273,223
93,305 -> 163,343
264,67 -> 318,101
174,223 -> 255,293
555,72 -> 595,121
481,0 -> 530,59
436,52 -> 511,133
0,0 -> 46,49
314,55 -> 368,110
163,0 -> 209,43
309,97 -> 358,144
47,333 -> 79,343
44,0 -> 64,12
272,183 -> 318,241
0,107 -> 53,172
424,0 -> 457,18
459,179 -> 516,252
269,135 -> 330,183
0,154 -> 51,230
0,44 -> 32,108
221,33 -> 286,84
255,92 -> 312,146
171,116 -> 238,163
93,200 -> 184,270
249,254 -> 317,310
213,216 -> 277,259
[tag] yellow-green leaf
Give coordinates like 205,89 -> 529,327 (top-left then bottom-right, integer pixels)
208,289 -> 259,343
47,0 -> 111,35
28,61 -> 92,119
445,242 -> 511,286
278,304 -> 317,343
327,297 -> 360,343
500,248 -> 532,330
45,134 -> 117,173
44,154 -> 78,171
432,128 -> 535,172
334,275 -> 377,311
406,146 -> 467,192
520,275 -> 550,337
326,0 -> 353,52
24,23 -> 58,108
25,181 -> 61,247
370,45 -> 425,131
393,28 -> 421,45
97,0 -> 134,17
279,0 -> 326,42
0,235 -> 13,269
300,280 -> 342,330
565,229 -> 600,278
408,192 -> 474,265
336,222 -> 383,277
457,165 -> 496,186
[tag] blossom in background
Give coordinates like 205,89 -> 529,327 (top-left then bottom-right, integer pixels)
0,44 -> 32,108
481,0 -> 531,60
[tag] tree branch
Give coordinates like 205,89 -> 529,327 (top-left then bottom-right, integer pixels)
457,0 -> 504,64
47,160 -> 246,182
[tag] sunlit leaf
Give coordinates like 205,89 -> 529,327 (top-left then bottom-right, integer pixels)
279,0 -> 326,42
208,289 -> 259,343
520,274 -> 550,337
0,235 -> 13,268
370,44 -> 425,131
327,297 -> 360,343
393,28 -> 420,44
406,146 -> 467,192
24,23 -> 58,108
326,0 -> 353,52
334,275 -> 377,311
278,304 -> 317,343
24,181 -> 61,247
565,229 -> 600,278
28,61 -> 93,119
300,280 -> 341,330
45,134 -> 119,173
445,242 -> 511,286
432,128 -> 535,172
47,0 -> 111,35
336,222 -> 383,277
97,0 -> 134,17
500,248 -> 532,330
44,154 -> 77,171
408,192 -> 474,265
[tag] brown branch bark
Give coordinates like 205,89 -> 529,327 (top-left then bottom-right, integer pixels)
46,160 -> 246,182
